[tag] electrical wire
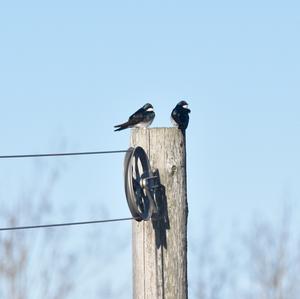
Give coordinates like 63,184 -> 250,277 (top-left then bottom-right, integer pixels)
0,150 -> 129,159
0,149 -> 135,231
0,217 -> 135,232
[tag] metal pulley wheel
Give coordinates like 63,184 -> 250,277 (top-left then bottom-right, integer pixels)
124,146 -> 158,221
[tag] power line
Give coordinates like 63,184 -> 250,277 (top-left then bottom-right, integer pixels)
0,150 -> 128,159
0,217 -> 134,232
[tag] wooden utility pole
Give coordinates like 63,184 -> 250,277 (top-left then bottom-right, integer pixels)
131,127 -> 188,299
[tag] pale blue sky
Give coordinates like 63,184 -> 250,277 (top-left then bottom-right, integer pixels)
0,1 -> 299,298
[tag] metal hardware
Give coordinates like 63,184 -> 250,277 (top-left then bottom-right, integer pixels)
124,146 -> 159,221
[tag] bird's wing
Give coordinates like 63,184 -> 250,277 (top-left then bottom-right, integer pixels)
172,107 -> 189,130
171,108 -> 181,123
128,107 -> 146,125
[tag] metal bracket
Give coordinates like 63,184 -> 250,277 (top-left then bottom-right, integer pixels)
124,146 -> 159,221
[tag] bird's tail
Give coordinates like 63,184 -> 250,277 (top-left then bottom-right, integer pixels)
114,122 -> 130,131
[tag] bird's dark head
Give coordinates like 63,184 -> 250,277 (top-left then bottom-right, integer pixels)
143,103 -> 154,112
178,100 -> 190,113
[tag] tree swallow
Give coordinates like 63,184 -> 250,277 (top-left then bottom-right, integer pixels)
171,100 -> 191,132
114,103 -> 155,131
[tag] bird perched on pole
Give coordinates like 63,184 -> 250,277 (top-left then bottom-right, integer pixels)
114,103 -> 155,131
171,100 -> 191,133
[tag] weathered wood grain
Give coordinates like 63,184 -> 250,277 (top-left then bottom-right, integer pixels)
131,128 -> 188,299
